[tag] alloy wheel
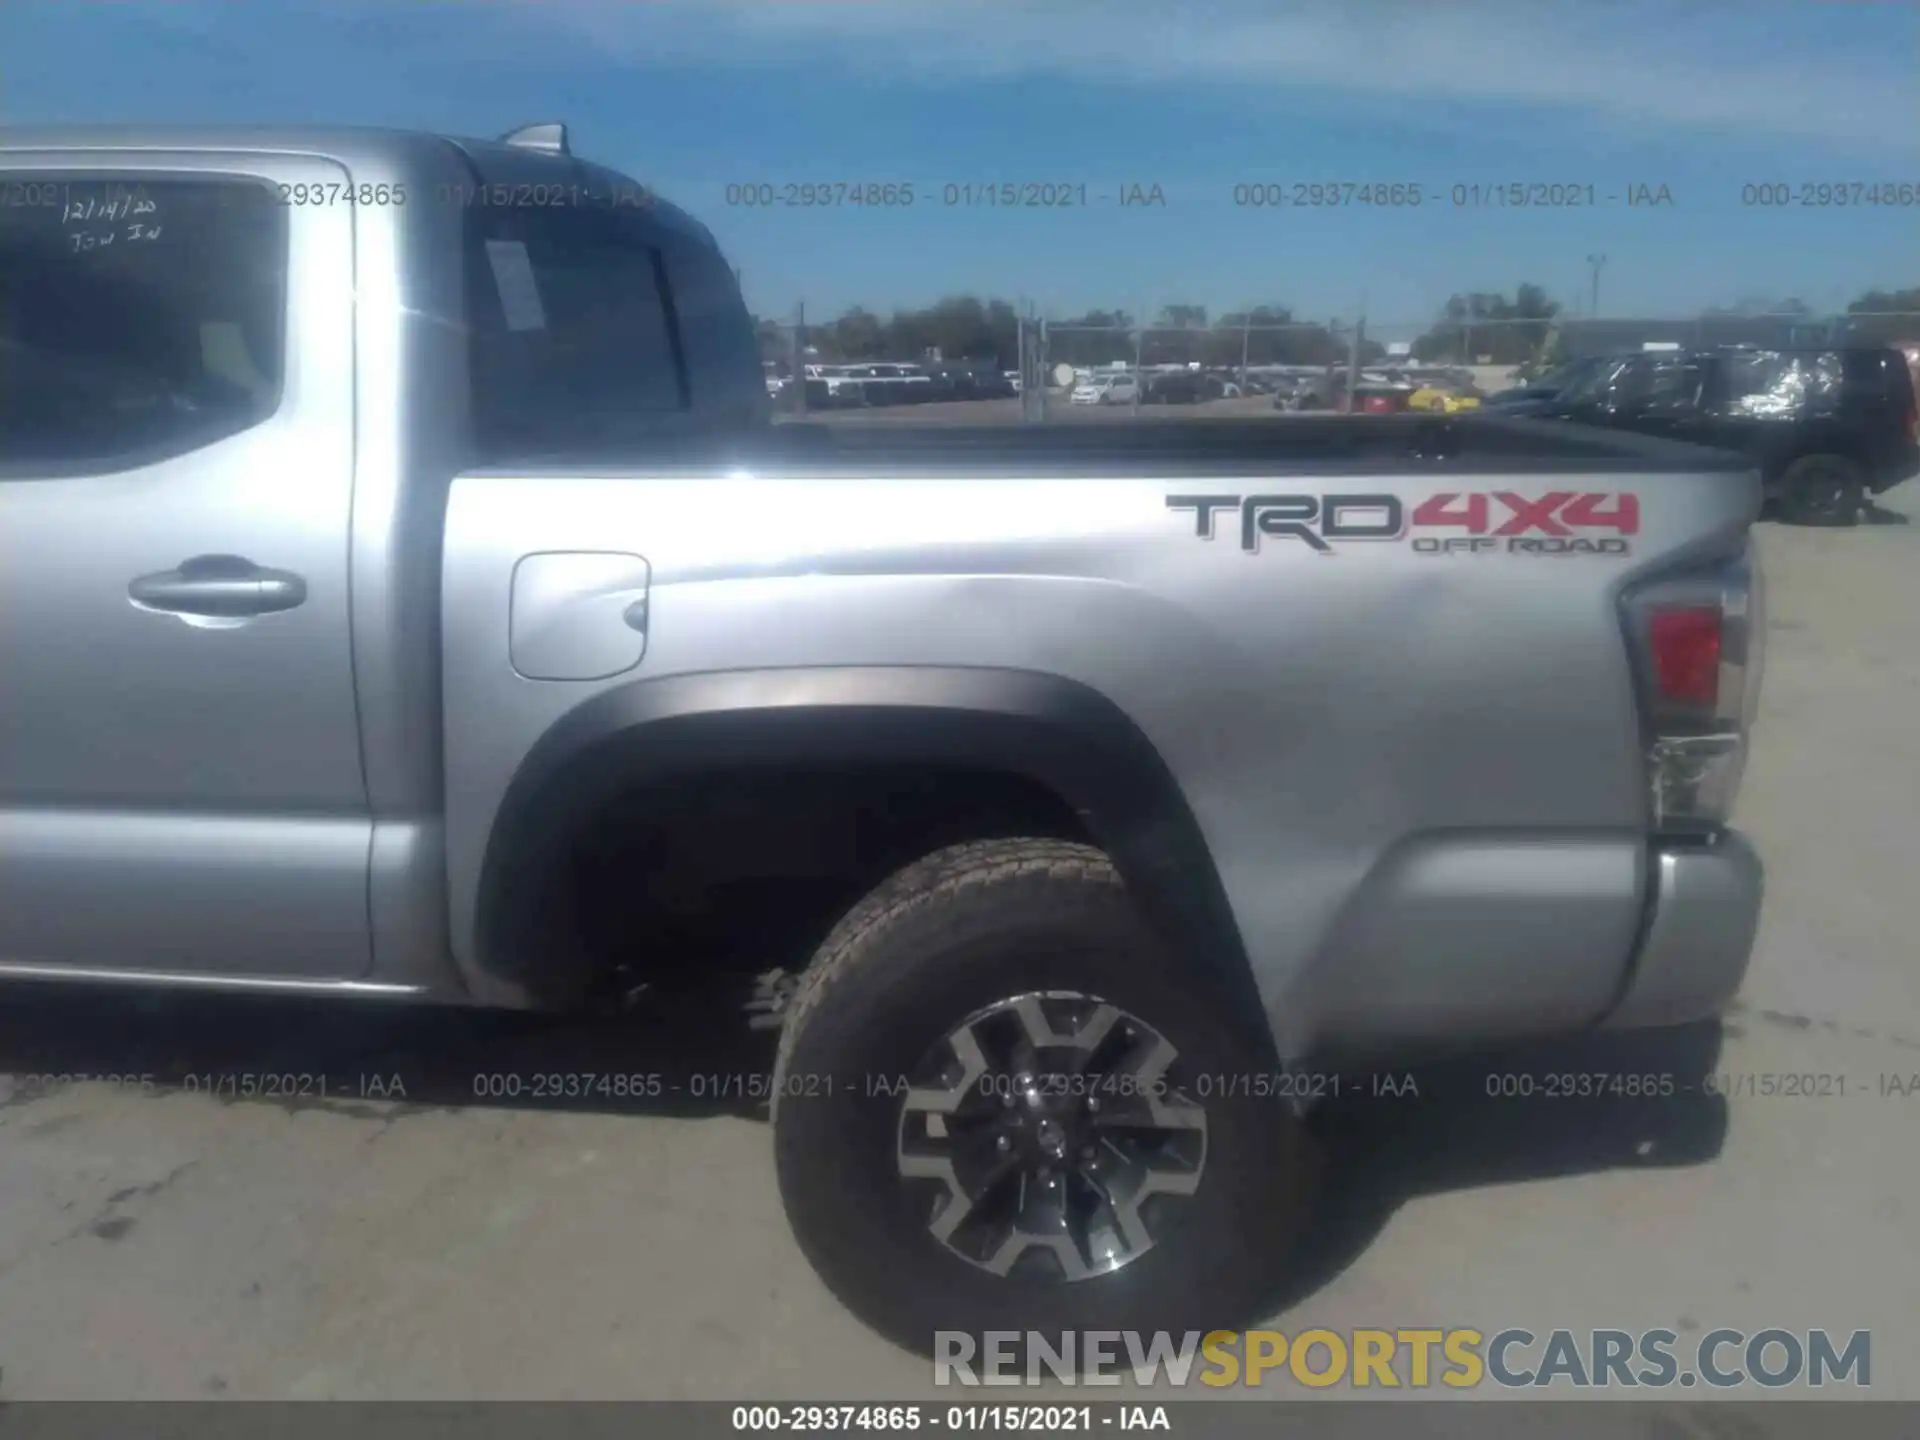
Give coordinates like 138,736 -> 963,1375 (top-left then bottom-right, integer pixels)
894,991 -> 1207,1282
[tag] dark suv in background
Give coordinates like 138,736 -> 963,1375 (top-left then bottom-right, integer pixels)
1143,370 -> 1208,404
1527,346 -> 1920,524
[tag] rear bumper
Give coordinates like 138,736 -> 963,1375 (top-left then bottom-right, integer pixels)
1602,830 -> 1764,1030
1295,829 -> 1763,1059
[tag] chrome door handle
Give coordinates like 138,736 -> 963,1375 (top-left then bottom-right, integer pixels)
128,554 -> 308,618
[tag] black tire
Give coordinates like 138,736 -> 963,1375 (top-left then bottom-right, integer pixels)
1779,453 -> 1865,526
771,839 -> 1319,1359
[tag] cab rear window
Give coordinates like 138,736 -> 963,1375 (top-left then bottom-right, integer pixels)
464,200 -> 690,462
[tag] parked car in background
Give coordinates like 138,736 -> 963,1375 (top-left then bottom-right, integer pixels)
1352,386 -> 1413,414
1528,346 -> 1920,524
923,367 -> 1013,402
1070,374 -> 1139,405
1328,374 -> 1416,414
1279,374 -> 1335,410
1407,382 -> 1482,414
1145,371 -> 1207,404
843,363 -> 934,406
810,366 -> 870,409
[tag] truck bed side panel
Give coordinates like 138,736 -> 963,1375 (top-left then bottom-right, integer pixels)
442,451 -> 1757,1051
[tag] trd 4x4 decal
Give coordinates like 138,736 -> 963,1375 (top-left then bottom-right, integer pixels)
1167,491 -> 1638,556
1165,493 -> 1400,555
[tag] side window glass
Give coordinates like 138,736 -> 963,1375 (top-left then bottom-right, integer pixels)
1603,358 -> 1655,405
1727,351 -> 1841,417
1638,359 -> 1703,411
0,175 -> 287,475
467,199 -> 686,459
1563,358 -> 1626,403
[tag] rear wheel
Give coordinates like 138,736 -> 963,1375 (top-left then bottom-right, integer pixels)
771,839 -> 1319,1357
1780,454 -> 1865,526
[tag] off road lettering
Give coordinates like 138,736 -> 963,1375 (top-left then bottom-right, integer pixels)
1508,537 -> 1630,555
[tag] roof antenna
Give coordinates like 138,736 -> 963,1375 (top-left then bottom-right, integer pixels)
499,122 -> 570,156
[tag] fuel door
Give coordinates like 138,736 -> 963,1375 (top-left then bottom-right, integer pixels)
509,551 -> 651,681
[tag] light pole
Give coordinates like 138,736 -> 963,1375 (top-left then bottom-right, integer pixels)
1586,254 -> 1607,319
1132,306 -> 1144,416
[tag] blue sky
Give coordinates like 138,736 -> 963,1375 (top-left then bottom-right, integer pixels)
4,0 -> 1916,338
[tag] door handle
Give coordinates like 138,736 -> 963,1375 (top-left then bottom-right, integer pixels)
128,554 -> 308,619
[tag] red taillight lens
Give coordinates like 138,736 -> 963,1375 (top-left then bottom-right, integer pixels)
1626,548 -> 1758,831
1647,606 -> 1722,708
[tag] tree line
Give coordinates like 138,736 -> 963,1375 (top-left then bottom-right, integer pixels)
756,284 -> 1920,370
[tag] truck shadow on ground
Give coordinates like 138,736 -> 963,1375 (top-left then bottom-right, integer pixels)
1273,1020 -> 1727,1309
0,978 -> 1725,1309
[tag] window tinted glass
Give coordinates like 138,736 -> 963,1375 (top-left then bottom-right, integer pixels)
467,202 -> 686,459
1839,348 -> 1907,401
1571,355 -> 1697,408
0,175 -> 286,473
662,238 -> 763,420
1725,350 -> 1842,416
1631,357 -> 1703,408
1726,351 -> 1801,400
1562,358 -> 1627,401
1607,358 -> 1658,401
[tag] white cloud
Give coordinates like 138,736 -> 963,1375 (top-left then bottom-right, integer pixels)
527,0 -> 1916,151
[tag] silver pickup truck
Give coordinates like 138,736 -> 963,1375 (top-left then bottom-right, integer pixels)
0,124 -> 1764,1352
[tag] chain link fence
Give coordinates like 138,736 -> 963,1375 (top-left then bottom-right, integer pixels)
759,308 -> 1920,421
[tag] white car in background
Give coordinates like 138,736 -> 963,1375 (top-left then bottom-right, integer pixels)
809,365 -> 868,407
1070,374 -> 1139,405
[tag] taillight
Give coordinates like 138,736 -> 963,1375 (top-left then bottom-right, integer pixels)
1647,607 -> 1722,709
1623,544 -> 1764,832
1900,351 -> 1919,442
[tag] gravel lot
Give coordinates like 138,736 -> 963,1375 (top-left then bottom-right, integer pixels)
0,482 -> 1915,1403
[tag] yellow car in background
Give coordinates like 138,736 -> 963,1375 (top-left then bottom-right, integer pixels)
1407,386 -> 1482,413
